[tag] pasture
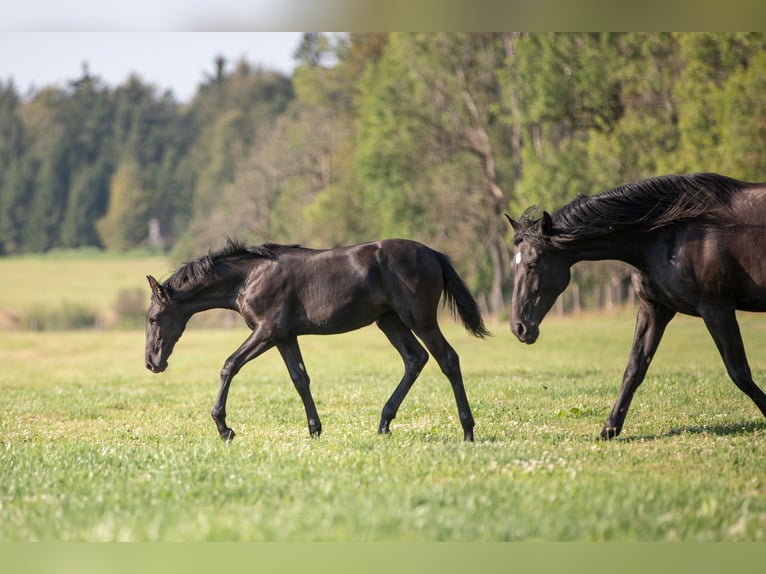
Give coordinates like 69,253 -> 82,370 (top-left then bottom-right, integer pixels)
1,254 -> 766,541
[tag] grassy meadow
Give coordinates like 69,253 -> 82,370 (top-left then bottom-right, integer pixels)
0,251 -> 171,312
0,252 -> 173,329
1,254 -> 766,541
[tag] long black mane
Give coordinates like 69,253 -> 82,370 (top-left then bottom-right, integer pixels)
164,239 -> 287,292
516,173 -> 748,247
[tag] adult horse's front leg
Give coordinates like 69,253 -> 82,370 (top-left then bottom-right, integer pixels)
277,336 -> 322,437
602,300 -> 675,439
212,329 -> 275,440
700,306 -> 766,419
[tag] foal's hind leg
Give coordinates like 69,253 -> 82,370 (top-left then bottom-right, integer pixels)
277,336 -> 322,437
412,325 -> 475,441
376,313 -> 429,435
700,307 -> 766,419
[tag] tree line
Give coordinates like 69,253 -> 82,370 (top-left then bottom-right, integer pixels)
2,33 -> 766,315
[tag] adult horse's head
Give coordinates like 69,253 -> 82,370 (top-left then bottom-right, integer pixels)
506,211 -> 571,344
145,275 -> 187,373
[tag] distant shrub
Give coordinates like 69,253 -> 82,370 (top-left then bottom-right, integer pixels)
113,288 -> 148,329
21,302 -> 98,331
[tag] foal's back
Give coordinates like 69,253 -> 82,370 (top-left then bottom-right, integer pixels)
235,239 -> 443,334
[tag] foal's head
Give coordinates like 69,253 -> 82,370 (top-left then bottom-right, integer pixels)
506,211 -> 571,344
145,276 -> 187,373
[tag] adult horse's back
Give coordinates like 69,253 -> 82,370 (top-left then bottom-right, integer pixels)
507,173 -> 766,438
145,238 -> 489,441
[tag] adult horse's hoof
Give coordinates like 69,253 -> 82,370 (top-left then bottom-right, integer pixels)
464,429 -> 475,442
600,427 -> 619,440
378,416 -> 393,435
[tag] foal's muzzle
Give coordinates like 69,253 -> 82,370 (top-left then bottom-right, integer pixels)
145,359 -> 167,373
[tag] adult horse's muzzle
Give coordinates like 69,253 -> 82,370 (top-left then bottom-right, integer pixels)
513,321 -> 539,344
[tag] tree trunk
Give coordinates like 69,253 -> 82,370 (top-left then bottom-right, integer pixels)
487,236 -> 505,316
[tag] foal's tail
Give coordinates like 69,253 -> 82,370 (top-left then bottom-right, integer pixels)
434,251 -> 491,338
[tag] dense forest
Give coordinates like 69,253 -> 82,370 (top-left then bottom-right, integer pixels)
3,33 -> 766,314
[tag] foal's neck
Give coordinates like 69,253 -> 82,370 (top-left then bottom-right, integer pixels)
175,273 -> 243,315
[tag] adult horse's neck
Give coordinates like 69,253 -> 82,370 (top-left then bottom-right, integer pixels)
558,229 -> 655,271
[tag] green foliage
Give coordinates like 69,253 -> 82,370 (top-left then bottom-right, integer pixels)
353,35 -> 428,239
5,34 -> 766,309
96,157 -> 153,251
168,76 -> 293,257
719,51 -> 766,179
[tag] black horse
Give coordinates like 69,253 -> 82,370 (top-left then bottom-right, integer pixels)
145,238 -> 489,441
507,172 -> 766,439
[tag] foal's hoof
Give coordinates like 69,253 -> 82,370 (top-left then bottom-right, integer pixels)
600,427 -> 619,441
464,430 -> 475,442
220,428 -> 236,441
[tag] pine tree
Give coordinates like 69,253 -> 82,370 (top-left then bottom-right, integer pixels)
96,157 -> 152,250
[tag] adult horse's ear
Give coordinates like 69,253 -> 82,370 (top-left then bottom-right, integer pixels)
504,213 -> 520,231
538,211 -> 553,236
147,275 -> 169,303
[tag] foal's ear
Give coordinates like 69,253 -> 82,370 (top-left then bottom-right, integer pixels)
147,275 -> 169,303
504,213 -> 520,231
538,211 -> 553,236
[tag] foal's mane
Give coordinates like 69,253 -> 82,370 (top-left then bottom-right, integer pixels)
164,239 -> 291,291
516,173 -> 746,247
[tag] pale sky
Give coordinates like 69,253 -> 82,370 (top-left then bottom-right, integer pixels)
0,0 -> 321,31
0,1 -> 317,102
0,32 -> 304,102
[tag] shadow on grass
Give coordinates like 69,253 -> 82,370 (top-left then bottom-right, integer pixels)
622,419 -> 766,442
380,417 -> 766,445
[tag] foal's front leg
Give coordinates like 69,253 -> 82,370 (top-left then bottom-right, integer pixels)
212,329 -> 275,440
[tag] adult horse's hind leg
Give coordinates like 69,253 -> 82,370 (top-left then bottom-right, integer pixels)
376,313 -> 429,435
700,307 -> 766,419
602,300 -> 675,439
277,335 -> 322,437
412,324 -> 475,441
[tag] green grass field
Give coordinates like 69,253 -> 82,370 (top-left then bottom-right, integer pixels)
1,255 -> 766,541
0,252 -> 172,314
